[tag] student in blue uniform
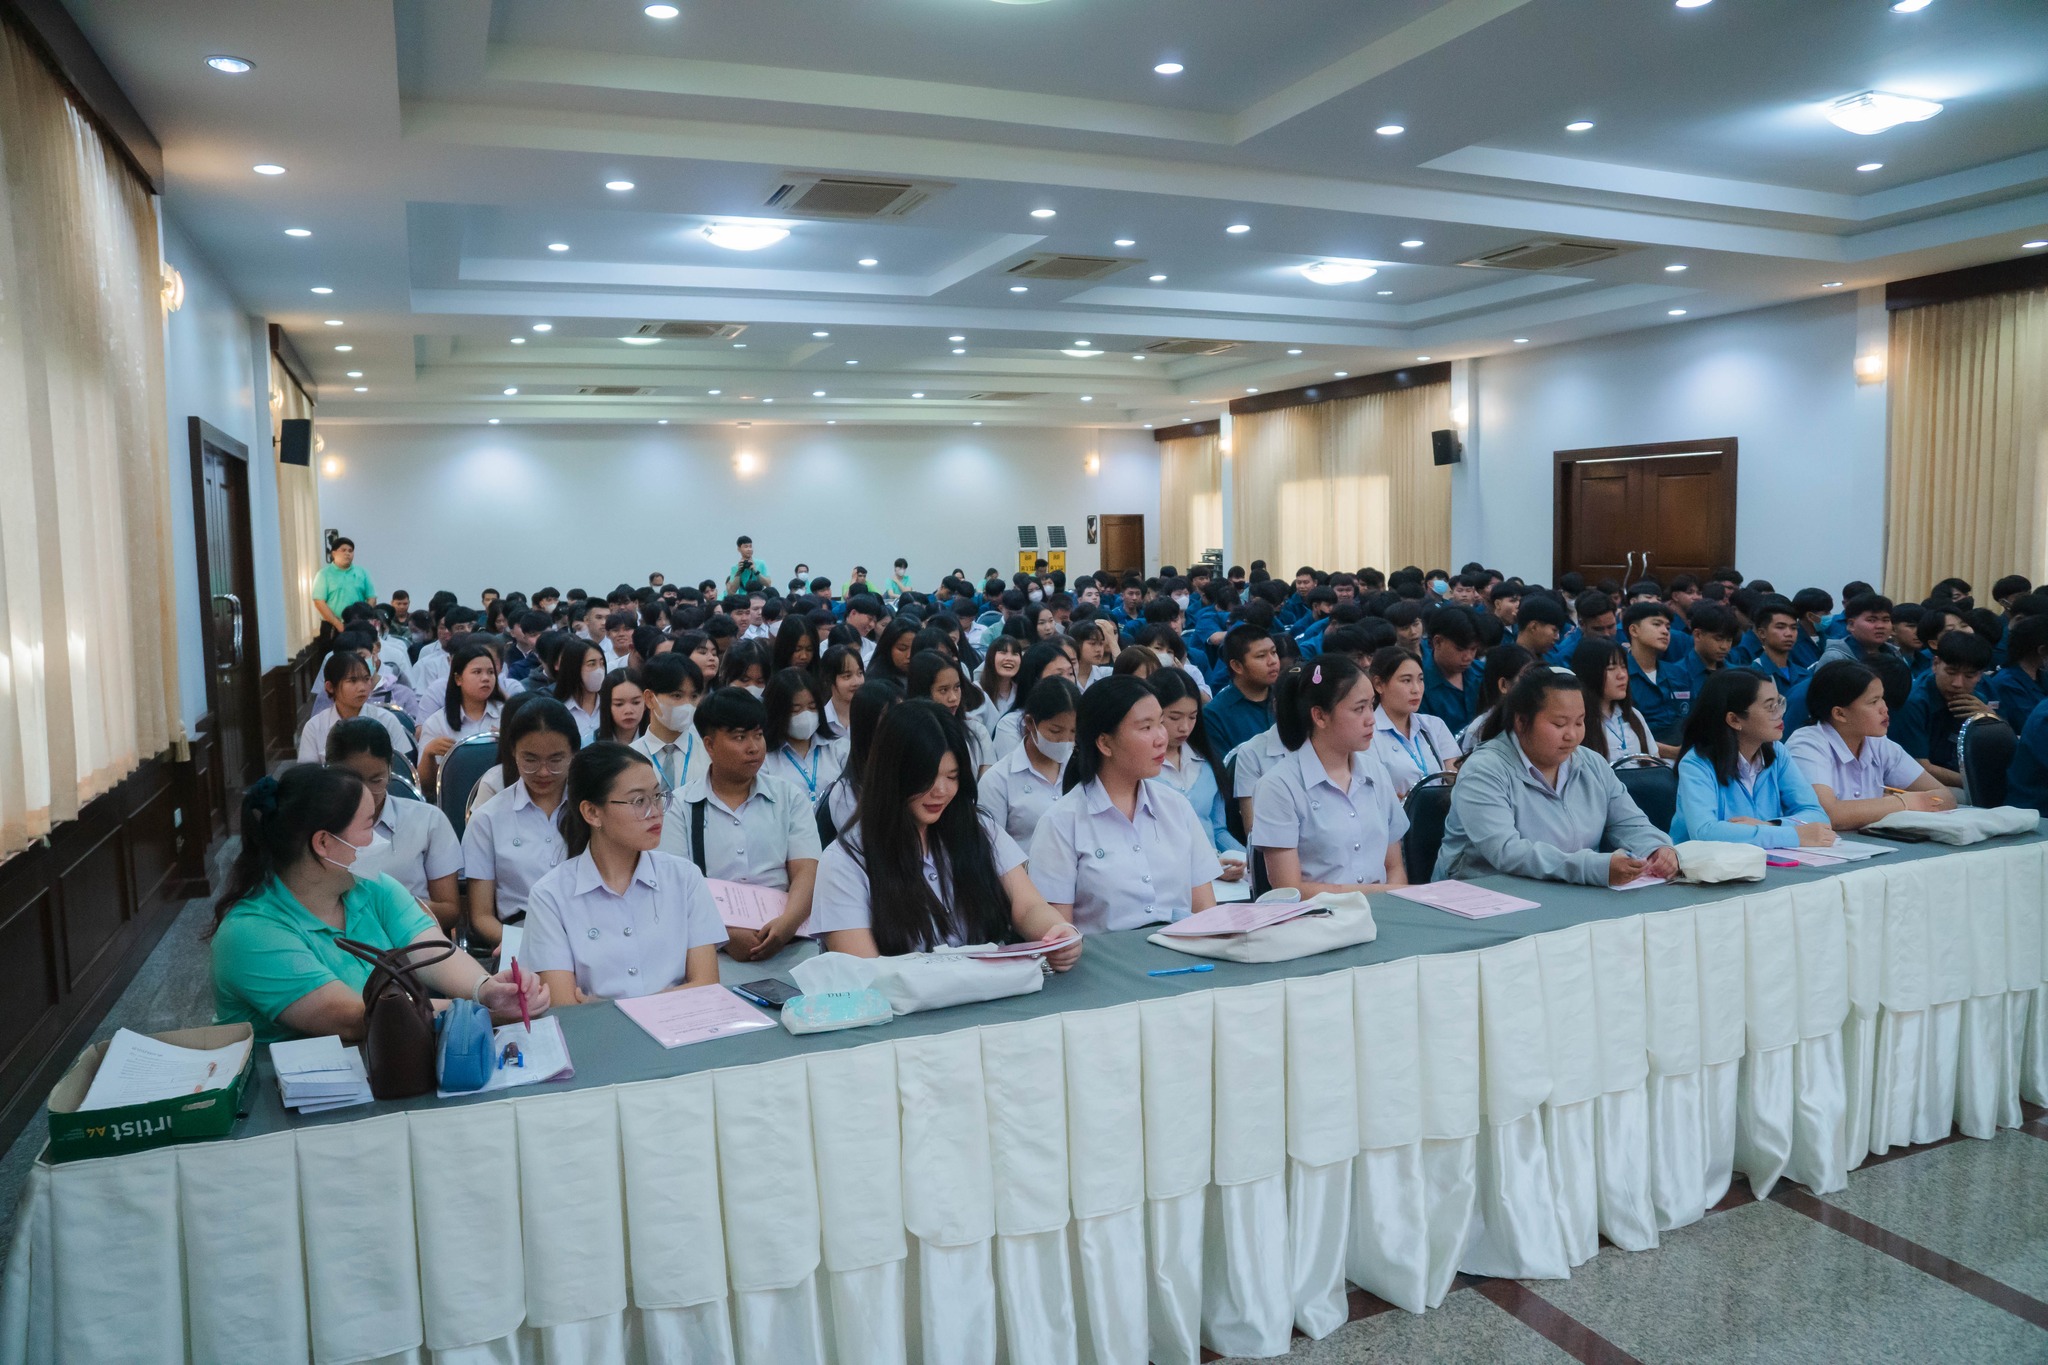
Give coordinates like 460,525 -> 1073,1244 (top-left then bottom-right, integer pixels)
1890,629 -> 1997,787
1744,598 -> 1807,693
1670,669 -> 1836,850
1989,614 -> 2048,735
1418,606 -> 1480,734
1203,622 -> 1282,755
1788,588 -> 1833,670
1622,600 -> 1700,750
1819,594 -> 1902,666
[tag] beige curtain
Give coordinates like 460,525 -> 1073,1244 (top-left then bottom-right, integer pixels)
1885,288 -> 2048,599
271,354 -> 323,652
1157,431 -> 1223,569
0,22 -> 183,858
1231,382 -> 1452,571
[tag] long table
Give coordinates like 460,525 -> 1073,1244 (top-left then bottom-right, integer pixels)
4,833 -> 2044,1365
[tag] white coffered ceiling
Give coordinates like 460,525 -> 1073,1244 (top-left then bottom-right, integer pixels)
62,0 -> 2048,429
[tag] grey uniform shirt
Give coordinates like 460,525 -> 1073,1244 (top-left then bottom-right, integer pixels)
1433,733 -> 1670,886
657,771 -> 821,890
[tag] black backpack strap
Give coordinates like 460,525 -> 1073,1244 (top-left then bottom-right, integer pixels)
689,798 -> 709,877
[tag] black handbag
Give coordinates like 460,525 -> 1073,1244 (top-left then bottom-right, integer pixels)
336,937 -> 459,1099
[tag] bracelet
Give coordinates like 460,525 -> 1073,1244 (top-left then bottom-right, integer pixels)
472,976 -> 491,1006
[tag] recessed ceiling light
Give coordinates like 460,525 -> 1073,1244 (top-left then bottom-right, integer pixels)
1857,162 -> 1885,172
1821,281 -> 1845,287
1074,339 -> 1091,346
1226,223 -> 1251,234
310,286 -> 332,294
1245,387 -> 1259,394
1029,208 -> 1057,219
353,386 -> 367,393
1375,125 -> 1405,136
972,421 -> 982,426
510,337 -> 525,344
253,163 -> 285,176
1566,120 -> 1595,132
1131,355 -> 1144,360
952,348 -> 966,354
644,4 -> 680,17
858,257 -> 879,267
334,344 -> 352,352
547,242 -> 570,252
205,55 -> 253,74
949,334 -> 966,341
709,389 -> 722,394
605,179 -> 635,191
1113,238 -> 1136,248
699,222 -> 789,251
1062,349 -> 1103,358
503,387 -> 519,395
1154,62 -> 1183,75
1287,348 -> 1303,355
1513,338 -> 1529,344
1301,259 -> 1377,285
1400,239 -> 1425,249
1826,90 -> 1942,136
323,319 -> 343,326
1010,285 -> 1029,292
488,418 -> 500,424
619,337 -> 661,345
532,322 -> 552,332
1416,356 -> 1431,362
912,392 -> 925,398
2024,240 -> 2048,250
1667,309 -> 1688,316
762,398 -> 774,404
1148,274 -> 1167,282
1080,395 -> 1093,402
1333,371 -> 1349,377
1890,0 -> 1932,11
845,359 -> 859,364
1142,424 -> 1153,429
1675,0 -> 1711,8
812,390 -> 826,397
658,419 -> 669,425
812,330 -> 830,338
733,342 -> 746,348
284,228 -> 311,238
346,370 -> 363,378
828,419 -> 838,425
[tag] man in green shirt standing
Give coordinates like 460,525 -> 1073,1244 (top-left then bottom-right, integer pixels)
724,534 -> 770,595
311,536 -> 376,634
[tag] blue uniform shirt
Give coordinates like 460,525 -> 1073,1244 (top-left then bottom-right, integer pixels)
2007,702 -> 2048,814
1988,664 -> 2043,734
1890,671 -> 1962,769
1419,650 -> 1476,734
1203,684 -> 1275,757
1790,624 -> 1827,671
1626,650 -> 1702,745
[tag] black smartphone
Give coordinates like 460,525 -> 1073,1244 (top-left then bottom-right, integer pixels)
731,979 -> 801,1010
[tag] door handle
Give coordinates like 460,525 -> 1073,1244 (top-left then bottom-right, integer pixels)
1622,551 -> 1636,587
213,593 -> 244,669
1639,549 -> 1652,583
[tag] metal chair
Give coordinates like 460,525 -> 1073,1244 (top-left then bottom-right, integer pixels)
1612,755 -> 1679,834
388,746 -> 417,784
437,734 -> 500,840
388,773 -> 423,804
1959,714 -> 2016,809
377,703 -> 416,744
1400,773 -> 1456,885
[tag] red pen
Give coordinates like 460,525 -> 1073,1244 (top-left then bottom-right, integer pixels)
511,957 -> 531,1030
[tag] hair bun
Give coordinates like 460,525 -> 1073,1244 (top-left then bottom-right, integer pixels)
245,775 -> 281,814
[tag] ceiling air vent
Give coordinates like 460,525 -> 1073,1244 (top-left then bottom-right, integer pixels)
577,386 -> 654,397
631,322 -> 747,340
962,392 -> 1039,402
763,174 -> 947,220
1458,238 -> 1633,271
1005,253 -> 1135,283
1143,339 -> 1240,357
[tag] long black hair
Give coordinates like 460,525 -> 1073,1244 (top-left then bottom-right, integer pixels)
1148,665 -> 1219,768
212,766 -> 368,932
595,667 -> 647,743
978,634 -> 1027,707
1679,667 -> 1778,786
1276,653 -> 1367,751
321,647 -> 372,700
1010,640 -> 1071,715
441,639 -> 504,730
553,637 -> 604,707
1569,636 -> 1650,759
1496,667 -> 1587,745
814,643 -> 866,740
772,616 -> 818,674
841,678 -> 905,802
1064,674 -> 1158,792
906,649 -> 965,718
853,700 -> 1011,953
561,741 -> 654,857
1472,643 -> 1536,744
763,666 -> 823,750
868,616 -> 922,683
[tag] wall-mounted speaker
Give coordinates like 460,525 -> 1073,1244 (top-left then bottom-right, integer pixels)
278,418 -> 313,467
1430,428 -> 1463,466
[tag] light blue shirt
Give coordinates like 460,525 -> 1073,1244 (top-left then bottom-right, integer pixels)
1162,747 -> 1243,856
1669,745 -> 1829,849
1434,734 -> 1670,885
1029,778 -> 1221,933
1250,743 -> 1408,886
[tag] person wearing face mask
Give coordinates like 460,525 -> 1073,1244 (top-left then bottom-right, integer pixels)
977,677 -> 1079,848
325,718 -> 464,931
631,654 -> 708,797
1030,677 -> 1222,932
1253,654 -> 1408,897
715,639 -> 774,699
210,766 -> 548,1044
759,667 -> 847,804
553,637 -> 607,742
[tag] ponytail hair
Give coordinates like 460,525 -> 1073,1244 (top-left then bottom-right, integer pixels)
211,767 -> 367,934
1276,653 -> 1366,751
560,741 -> 654,857
1063,675 -> 1157,792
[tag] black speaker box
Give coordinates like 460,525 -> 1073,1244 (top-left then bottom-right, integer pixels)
279,418 -> 313,467
1430,428 -> 1463,466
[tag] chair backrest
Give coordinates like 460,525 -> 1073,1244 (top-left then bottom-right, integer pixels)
814,793 -> 839,850
1612,756 -> 1679,833
1221,754 -> 1248,845
1400,773 -> 1456,884
388,773 -> 423,804
1960,714 -> 2016,809
438,734 -> 500,839
388,747 -> 417,784
377,703 -> 416,742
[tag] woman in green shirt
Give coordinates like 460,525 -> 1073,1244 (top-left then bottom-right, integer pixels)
210,767 -> 548,1043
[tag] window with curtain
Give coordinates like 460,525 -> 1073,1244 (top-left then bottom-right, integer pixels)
1157,430 -> 1222,570
1885,286 -> 2048,599
270,353 -> 324,654
0,22 -> 184,860
1230,382 -> 1452,572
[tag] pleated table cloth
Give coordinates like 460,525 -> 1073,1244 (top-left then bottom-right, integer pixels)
3,835 -> 2044,1365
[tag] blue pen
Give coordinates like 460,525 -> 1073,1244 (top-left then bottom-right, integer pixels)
1148,963 -> 1215,977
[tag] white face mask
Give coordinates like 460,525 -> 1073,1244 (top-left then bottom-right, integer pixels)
656,699 -> 695,733
320,828 -> 390,876
581,666 -> 606,693
787,710 -> 821,741
1173,593 -> 1190,609
1034,736 -> 1076,764
744,684 -> 766,699
1154,649 -> 1177,667
1028,589 -> 1044,603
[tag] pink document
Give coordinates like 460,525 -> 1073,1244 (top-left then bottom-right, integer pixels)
1385,882 -> 1541,919
614,986 -> 777,1049
707,880 -> 787,931
1156,901 -> 1318,938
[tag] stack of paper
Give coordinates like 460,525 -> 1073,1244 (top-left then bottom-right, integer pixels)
1385,881 -> 1541,920
78,1028 -> 253,1111
708,880 -> 789,932
1156,900 -> 1322,938
1773,839 -> 1896,867
615,986 -> 776,1049
269,1036 -> 372,1114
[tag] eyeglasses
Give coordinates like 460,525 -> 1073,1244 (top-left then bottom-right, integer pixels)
1755,698 -> 1786,716
606,793 -> 665,819
516,754 -> 570,774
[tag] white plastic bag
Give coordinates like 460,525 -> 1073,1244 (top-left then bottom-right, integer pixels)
868,949 -> 1046,1014
1866,806 -> 2040,845
1672,840 -> 1766,884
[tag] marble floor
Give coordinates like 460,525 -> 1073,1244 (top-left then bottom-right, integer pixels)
0,873 -> 2043,1365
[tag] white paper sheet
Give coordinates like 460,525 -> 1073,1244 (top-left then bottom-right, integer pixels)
78,1029 -> 251,1112
1385,881 -> 1541,919
437,1017 -> 574,1097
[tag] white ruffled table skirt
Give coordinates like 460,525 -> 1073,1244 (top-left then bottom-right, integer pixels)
3,844 -> 2044,1365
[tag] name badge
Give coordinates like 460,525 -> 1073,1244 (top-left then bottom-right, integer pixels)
1675,691 -> 1692,701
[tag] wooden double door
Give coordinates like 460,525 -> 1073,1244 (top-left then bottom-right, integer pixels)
190,418 -> 266,828
1554,438 -> 1738,590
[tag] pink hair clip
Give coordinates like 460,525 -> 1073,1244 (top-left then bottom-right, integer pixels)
1311,663 -> 1322,684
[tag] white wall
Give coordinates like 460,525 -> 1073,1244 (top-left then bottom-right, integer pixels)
159,215 -> 278,727
1452,290 -> 1888,593
315,423 -> 1161,601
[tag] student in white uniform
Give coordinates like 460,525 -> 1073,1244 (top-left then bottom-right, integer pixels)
1150,667 -> 1247,879
977,677 -> 1078,848
992,641 -> 1078,756
1252,652 -> 1409,897
323,716 -> 462,931
298,650 -> 413,765
817,644 -> 866,741
1225,661 -> 1305,834
660,687 -> 822,973
818,678 -> 905,836
1029,676 -> 1223,932
1070,619 -> 1118,690
626,653 -> 703,801
523,743 -> 727,1004
908,649 -> 995,774
759,668 -> 846,805
1457,643 -> 1536,755
1366,646 -> 1462,797
716,639 -> 774,698
415,640 -> 504,799
1570,638 -> 1656,762
973,636 -> 1026,737
1786,660 -> 1953,829
462,698 -> 579,949
810,700 -> 1082,964
552,638 -> 607,743
594,667 -> 647,745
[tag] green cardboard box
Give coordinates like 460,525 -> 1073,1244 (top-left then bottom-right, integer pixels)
45,1024 -> 254,1163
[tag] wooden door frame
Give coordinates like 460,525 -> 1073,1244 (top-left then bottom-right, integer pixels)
187,417 -> 263,830
1097,513 -> 1145,578
1552,436 -> 1739,586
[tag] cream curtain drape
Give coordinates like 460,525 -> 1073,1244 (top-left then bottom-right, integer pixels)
0,22 -> 182,859
1230,382 -> 1452,572
1885,287 -> 2048,599
270,353 -> 323,653
1157,431 -> 1222,569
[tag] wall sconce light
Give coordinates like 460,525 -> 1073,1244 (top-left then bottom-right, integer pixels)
1854,352 -> 1886,384
159,263 -> 185,313
734,450 -> 761,476
320,455 -> 343,477
1084,453 -> 1101,475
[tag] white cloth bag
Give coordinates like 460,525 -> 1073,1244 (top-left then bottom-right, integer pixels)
1673,840 -> 1766,884
1866,807 -> 2040,844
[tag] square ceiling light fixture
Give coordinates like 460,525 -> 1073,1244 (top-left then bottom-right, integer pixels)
700,221 -> 790,251
1826,90 -> 1943,135
1300,259 -> 1377,285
